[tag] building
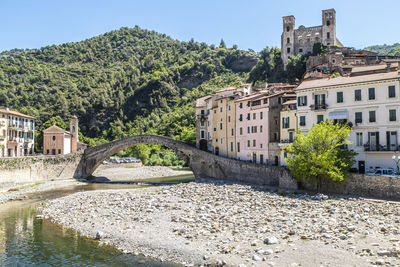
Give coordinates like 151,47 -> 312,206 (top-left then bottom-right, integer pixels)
235,93 -> 269,163
195,85 -> 251,156
43,116 -> 85,155
279,99 -> 297,166
296,67 -> 400,173
0,108 -> 35,157
281,8 -> 343,66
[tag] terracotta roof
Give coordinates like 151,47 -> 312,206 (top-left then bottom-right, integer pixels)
0,109 -> 35,119
235,93 -> 264,102
43,125 -> 70,134
296,71 -> 400,90
283,99 -> 297,105
350,64 -> 397,73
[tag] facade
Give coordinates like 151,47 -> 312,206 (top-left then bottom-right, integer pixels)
279,99 -> 297,166
0,108 -> 35,157
281,8 -> 342,66
195,85 -> 251,157
43,116 -> 82,155
235,93 -> 269,163
296,70 -> 400,172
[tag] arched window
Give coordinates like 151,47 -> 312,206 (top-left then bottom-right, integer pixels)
287,47 -> 291,53
52,136 -> 56,141
286,26 -> 290,32
326,20 -> 330,26
287,38 -> 290,44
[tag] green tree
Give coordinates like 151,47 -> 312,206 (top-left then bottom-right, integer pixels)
312,42 -> 328,56
284,121 -> 357,191
285,54 -> 307,82
219,39 -> 226,48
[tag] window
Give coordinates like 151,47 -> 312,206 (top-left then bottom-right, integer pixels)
247,113 -> 250,120
239,103 -> 243,108
263,99 -> 268,104
260,112 -> 263,120
201,109 -> 205,115
228,105 -> 231,111
299,116 -> 306,126
287,47 -> 290,53
254,126 -> 257,133
247,127 -> 250,134
260,125 -> 263,133
214,110 -> 216,114
274,132 -> 278,141
230,142 -> 233,152
58,149 -> 61,154
326,20 -> 330,26
354,89 -> 362,101
317,115 -> 324,123
356,133 -> 363,146
237,142 -> 240,152
355,112 -> 363,123
231,128 -> 234,136
52,136 -> 56,141
221,139 -> 223,144
389,109 -> 397,121
282,117 -> 290,129
299,48 -> 303,53
369,111 -> 376,122
220,122 -> 222,130
327,32 -> 330,39
214,128 -> 216,132
220,107 -> 222,112
368,88 -> 375,100
297,96 -> 307,106
228,116 -> 231,122
239,114 -> 243,121
389,85 -> 396,98
201,130 -> 205,139
200,121 -> 205,127
240,127 -> 243,135
287,37 -> 290,44
337,92 -> 343,103
314,94 -> 326,107
252,113 -> 256,120
247,140 -> 250,147
253,140 -> 256,147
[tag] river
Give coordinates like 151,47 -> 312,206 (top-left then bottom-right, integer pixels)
0,174 -> 194,266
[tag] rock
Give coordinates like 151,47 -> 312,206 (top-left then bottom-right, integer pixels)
375,258 -> 385,265
347,225 -> 356,232
265,236 -> 279,245
95,231 -> 104,240
377,250 -> 391,256
253,255 -> 262,261
263,249 -> 273,255
251,240 -> 259,246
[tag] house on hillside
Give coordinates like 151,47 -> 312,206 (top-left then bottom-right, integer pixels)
43,116 -> 87,155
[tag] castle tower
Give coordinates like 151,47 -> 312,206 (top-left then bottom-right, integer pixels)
281,15 -> 295,67
321,8 -> 337,46
70,115 -> 79,153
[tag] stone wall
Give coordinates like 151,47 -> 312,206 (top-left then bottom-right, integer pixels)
0,153 -> 82,188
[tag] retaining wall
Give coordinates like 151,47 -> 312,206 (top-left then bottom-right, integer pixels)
0,153 -> 82,188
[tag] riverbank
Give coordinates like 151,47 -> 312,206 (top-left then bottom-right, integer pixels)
92,165 -> 193,182
40,180 -> 400,266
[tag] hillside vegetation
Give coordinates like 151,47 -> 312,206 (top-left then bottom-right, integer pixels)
365,43 -> 400,56
0,26 -> 257,164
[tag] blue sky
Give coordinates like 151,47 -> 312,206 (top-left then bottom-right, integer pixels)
1,0 -> 399,53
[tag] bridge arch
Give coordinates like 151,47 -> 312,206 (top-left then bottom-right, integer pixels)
73,134 -> 290,189
73,135 -> 198,179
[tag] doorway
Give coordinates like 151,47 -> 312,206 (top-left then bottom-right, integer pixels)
358,161 -> 365,174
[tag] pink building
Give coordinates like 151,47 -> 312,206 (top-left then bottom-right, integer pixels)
235,92 -> 270,163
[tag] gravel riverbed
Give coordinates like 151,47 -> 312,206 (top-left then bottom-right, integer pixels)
40,180 -> 400,267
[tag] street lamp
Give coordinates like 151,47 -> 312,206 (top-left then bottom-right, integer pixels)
392,154 -> 400,176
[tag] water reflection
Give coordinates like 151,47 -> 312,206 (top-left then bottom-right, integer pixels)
0,174 -> 193,266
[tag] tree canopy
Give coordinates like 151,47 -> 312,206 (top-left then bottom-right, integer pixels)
284,121 -> 357,191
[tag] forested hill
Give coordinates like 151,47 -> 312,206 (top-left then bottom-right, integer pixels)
0,26 -> 257,152
365,43 -> 400,56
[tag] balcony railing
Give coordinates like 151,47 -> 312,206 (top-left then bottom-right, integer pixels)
364,144 -> 400,152
196,115 -> 207,121
310,104 -> 328,110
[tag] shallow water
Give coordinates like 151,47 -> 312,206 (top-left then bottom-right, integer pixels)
0,174 -> 194,266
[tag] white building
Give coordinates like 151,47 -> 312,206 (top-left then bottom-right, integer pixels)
296,69 -> 400,173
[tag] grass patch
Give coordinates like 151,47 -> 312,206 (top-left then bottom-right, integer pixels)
7,182 -> 44,192
124,166 -> 138,169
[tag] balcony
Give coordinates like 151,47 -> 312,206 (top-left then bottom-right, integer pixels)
310,104 -> 328,110
364,144 -> 400,152
196,115 -> 207,121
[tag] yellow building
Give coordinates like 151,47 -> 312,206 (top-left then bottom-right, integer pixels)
212,94 -> 239,159
279,99 -> 297,166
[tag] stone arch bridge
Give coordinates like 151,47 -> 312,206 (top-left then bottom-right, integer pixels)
73,135 -> 293,188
